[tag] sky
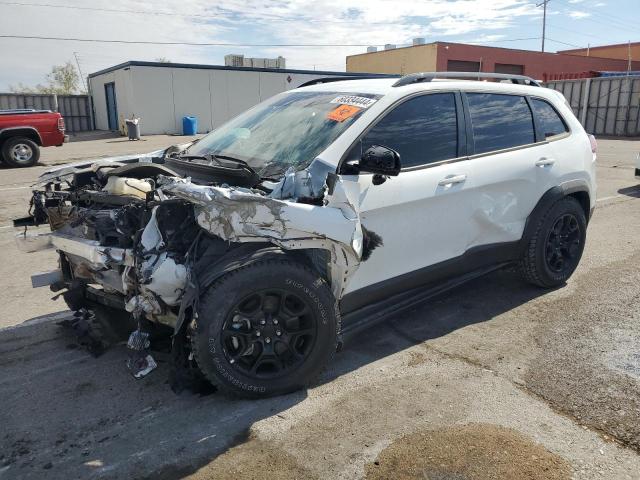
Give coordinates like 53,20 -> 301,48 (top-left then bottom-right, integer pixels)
0,0 -> 638,91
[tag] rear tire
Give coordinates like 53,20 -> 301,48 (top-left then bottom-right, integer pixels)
1,136 -> 40,167
190,258 -> 339,398
520,196 -> 587,288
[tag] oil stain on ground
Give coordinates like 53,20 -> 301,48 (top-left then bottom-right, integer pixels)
365,423 -> 571,480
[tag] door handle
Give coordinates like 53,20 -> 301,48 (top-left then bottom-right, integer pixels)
535,157 -> 555,167
438,174 -> 467,186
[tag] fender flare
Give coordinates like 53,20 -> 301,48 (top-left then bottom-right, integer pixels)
519,181 -> 591,254
0,126 -> 43,145
174,241 -> 278,335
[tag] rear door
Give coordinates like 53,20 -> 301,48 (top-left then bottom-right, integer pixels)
341,92 -> 480,306
461,92 -> 555,248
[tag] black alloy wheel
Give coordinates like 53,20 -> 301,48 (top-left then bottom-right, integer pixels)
520,196 -> 587,288
544,213 -> 581,274
191,258 -> 338,398
222,289 -> 317,379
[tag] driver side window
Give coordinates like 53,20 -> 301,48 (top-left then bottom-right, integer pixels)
350,93 -> 459,168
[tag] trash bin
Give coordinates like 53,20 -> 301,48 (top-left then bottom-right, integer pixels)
125,118 -> 141,140
182,116 -> 197,135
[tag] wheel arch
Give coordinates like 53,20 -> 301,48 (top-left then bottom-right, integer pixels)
174,242 -> 334,335
0,127 -> 43,146
520,182 -> 591,254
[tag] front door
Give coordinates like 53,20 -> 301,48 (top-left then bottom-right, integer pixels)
341,92 -> 478,308
104,82 -> 118,131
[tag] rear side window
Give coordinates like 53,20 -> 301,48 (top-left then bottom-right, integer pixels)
466,93 -> 535,154
531,98 -> 568,139
357,93 -> 458,168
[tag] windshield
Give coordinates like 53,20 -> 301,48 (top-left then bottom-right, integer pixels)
186,91 -> 380,177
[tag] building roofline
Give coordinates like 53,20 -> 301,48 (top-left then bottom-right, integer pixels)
346,42 -> 437,58
88,60 -> 394,79
559,41 -> 640,53
346,40 -> 640,60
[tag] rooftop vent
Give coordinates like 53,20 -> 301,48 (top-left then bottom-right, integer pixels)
384,44 -> 396,50
366,46 -> 378,53
413,37 -> 426,46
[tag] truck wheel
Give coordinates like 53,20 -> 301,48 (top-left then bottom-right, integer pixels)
191,258 -> 339,398
520,196 -> 587,288
2,136 -> 40,167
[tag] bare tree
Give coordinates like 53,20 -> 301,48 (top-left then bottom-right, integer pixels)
10,61 -> 83,94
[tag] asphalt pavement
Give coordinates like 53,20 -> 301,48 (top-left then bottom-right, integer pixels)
0,134 -> 639,479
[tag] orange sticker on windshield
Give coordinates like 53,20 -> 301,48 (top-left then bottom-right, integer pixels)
326,104 -> 361,122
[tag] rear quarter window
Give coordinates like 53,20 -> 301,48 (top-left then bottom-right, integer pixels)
530,98 -> 569,139
466,93 -> 535,154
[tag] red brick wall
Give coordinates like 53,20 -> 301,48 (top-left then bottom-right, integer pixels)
435,42 -> 640,81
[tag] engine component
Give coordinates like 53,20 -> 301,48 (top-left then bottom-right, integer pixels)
103,176 -> 152,199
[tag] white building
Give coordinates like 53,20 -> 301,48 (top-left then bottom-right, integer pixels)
88,61 -> 378,135
224,54 -> 286,69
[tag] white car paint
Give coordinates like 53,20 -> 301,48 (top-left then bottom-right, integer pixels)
25,76 -> 596,311
298,78 -> 596,295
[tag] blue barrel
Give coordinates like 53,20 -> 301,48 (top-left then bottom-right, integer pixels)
182,116 -> 197,135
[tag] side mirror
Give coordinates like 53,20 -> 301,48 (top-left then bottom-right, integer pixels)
358,145 -> 401,176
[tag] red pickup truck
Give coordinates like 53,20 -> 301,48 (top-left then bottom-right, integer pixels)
0,109 -> 67,167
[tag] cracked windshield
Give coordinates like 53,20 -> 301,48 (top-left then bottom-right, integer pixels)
187,91 -> 380,177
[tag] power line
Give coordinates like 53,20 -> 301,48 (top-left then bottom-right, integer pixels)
0,34 -> 391,47
0,34 -> 543,48
545,37 -> 584,49
463,37 -> 540,44
0,1 -> 453,27
552,0 -> 638,33
545,22 -> 608,41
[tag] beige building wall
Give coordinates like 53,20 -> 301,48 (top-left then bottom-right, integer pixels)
346,44 -> 438,74
559,43 -> 640,62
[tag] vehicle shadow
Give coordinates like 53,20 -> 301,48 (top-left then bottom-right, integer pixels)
617,185 -> 640,198
66,131 -> 121,142
0,267 -> 550,480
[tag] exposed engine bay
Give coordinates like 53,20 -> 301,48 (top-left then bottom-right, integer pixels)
15,147 -> 372,380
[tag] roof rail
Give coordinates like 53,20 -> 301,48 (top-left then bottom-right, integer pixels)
297,75 -> 398,88
392,72 -> 541,87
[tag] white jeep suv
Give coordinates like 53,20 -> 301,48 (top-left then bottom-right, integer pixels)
16,72 -> 596,397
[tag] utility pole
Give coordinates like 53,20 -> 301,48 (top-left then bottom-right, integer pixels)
537,0 -> 550,52
73,52 -> 87,93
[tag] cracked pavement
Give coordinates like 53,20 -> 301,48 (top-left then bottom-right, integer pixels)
1,137 -> 639,479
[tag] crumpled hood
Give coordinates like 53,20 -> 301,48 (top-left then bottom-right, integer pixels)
36,150 -> 164,185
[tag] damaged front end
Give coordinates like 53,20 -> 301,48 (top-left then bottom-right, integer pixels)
15,151 -> 365,378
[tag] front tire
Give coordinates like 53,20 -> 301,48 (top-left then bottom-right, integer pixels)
191,258 -> 339,398
1,137 -> 40,167
520,196 -> 587,288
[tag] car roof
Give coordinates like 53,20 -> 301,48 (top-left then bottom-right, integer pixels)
297,77 -> 565,104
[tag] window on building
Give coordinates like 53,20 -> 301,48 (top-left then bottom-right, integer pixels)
494,63 -> 524,75
356,93 -> 458,168
466,93 -> 535,154
530,98 -> 569,139
447,60 -> 481,72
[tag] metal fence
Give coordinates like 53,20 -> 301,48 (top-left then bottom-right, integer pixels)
546,76 -> 640,137
0,92 -> 93,132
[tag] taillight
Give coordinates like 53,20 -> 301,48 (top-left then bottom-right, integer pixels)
57,117 -> 65,132
588,134 -> 597,154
